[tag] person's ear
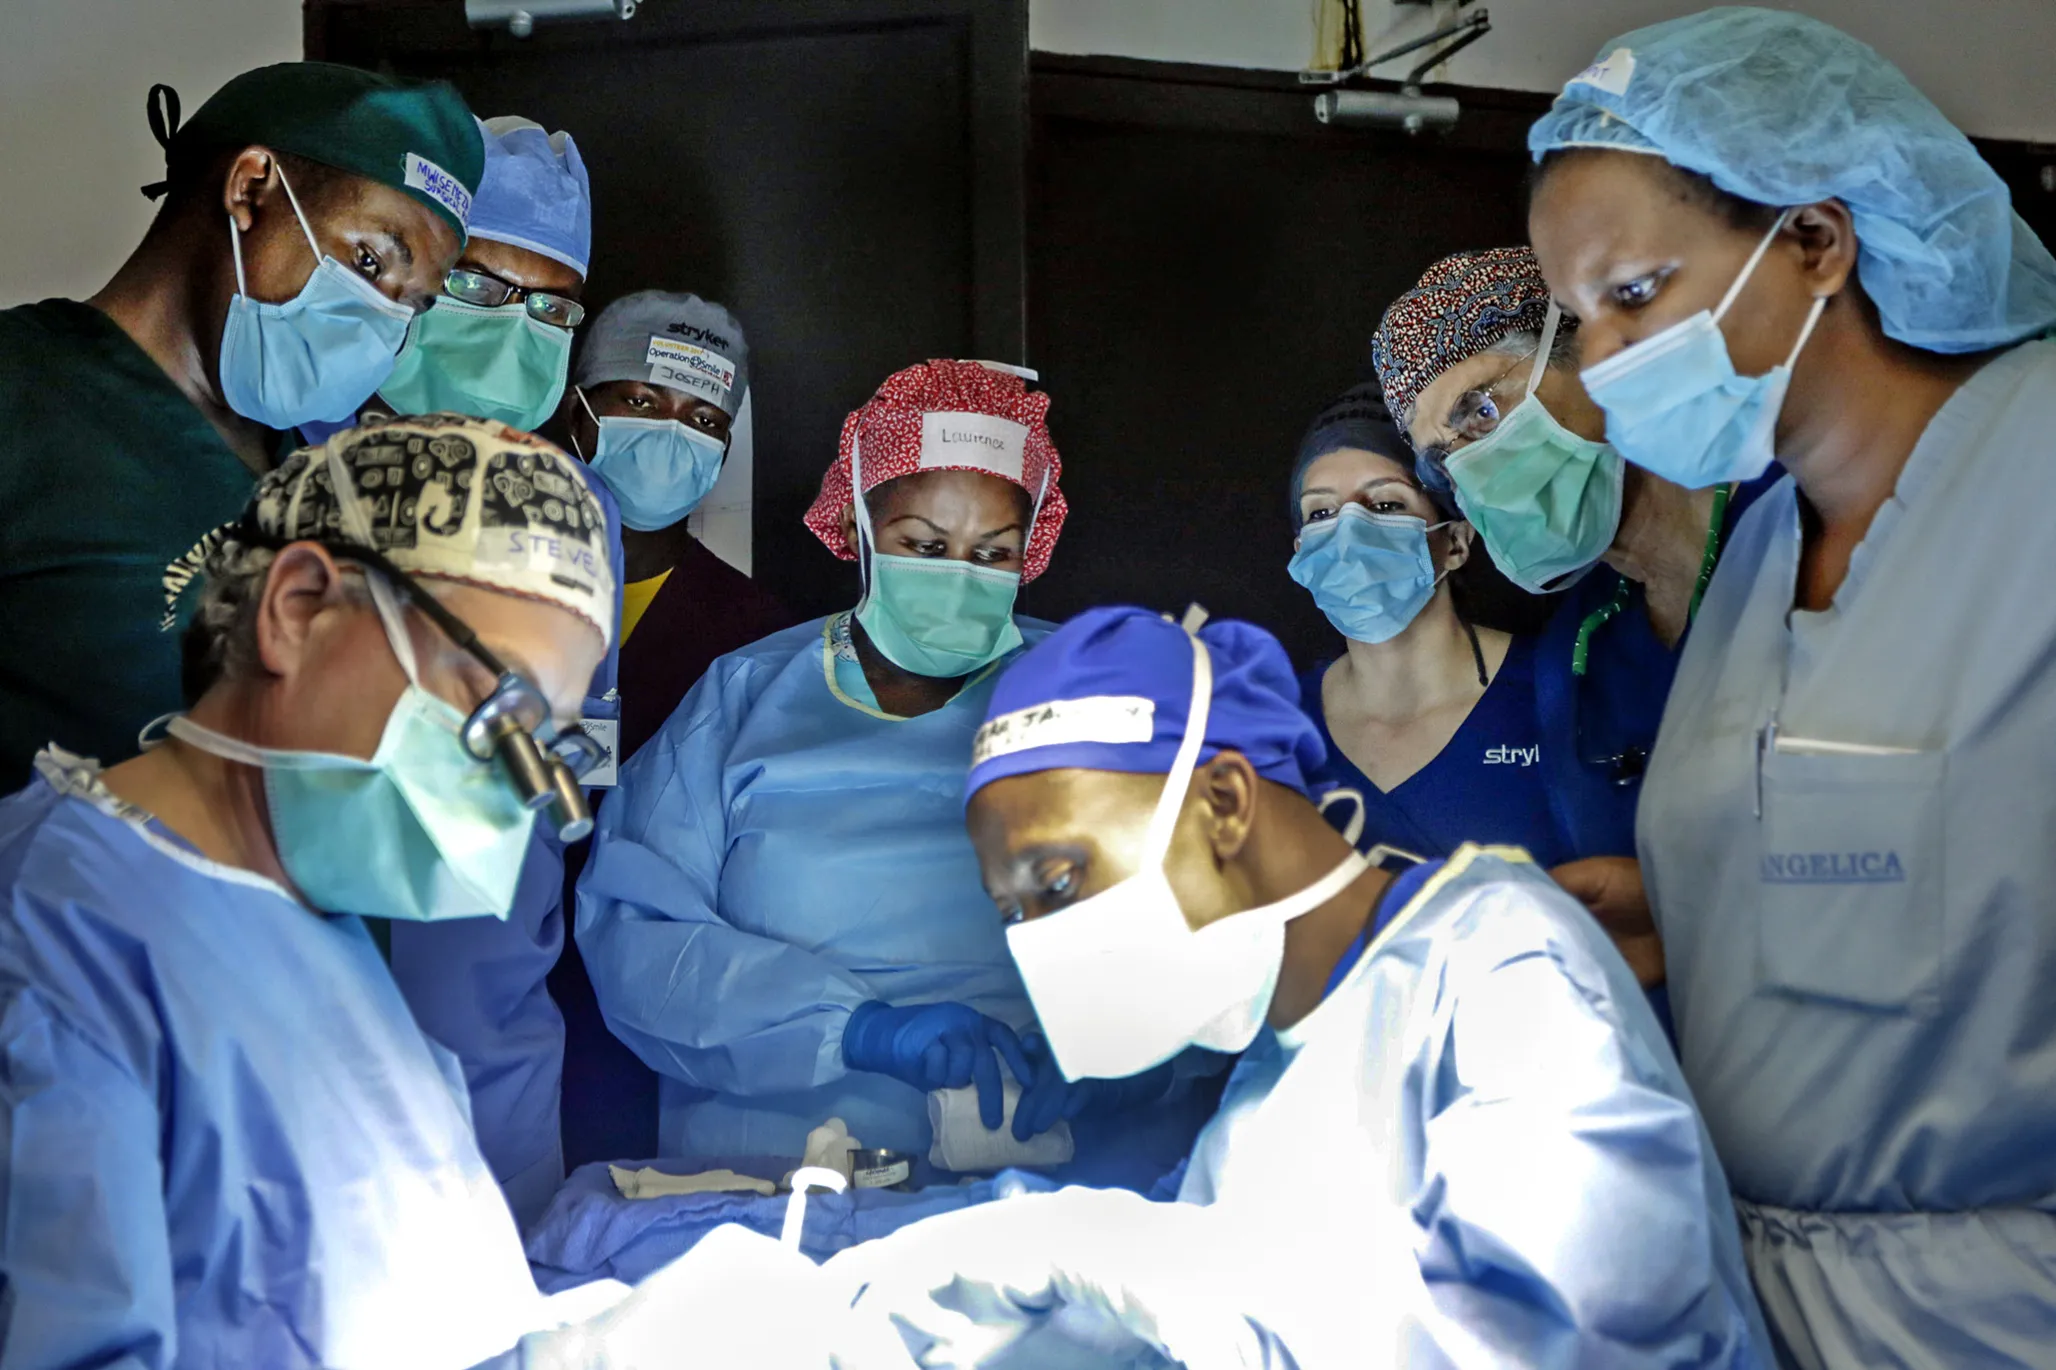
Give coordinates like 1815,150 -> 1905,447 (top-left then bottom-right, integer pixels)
1788,199 -> 1857,301
1441,521 -> 1475,574
1199,751 -> 1260,864
222,146 -> 280,235
254,542 -> 355,680
841,503 -> 862,559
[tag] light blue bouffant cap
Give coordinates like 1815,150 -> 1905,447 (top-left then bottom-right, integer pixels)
468,115 -> 592,277
1528,6 -> 2056,354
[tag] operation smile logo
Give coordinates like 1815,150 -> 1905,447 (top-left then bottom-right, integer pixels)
1760,850 -> 1906,885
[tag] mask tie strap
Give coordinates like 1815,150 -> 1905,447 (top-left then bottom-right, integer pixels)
1318,788 -> 1367,847
1784,296 -> 1829,370
272,161 -> 322,270
1140,628 -> 1215,868
849,431 -> 876,606
1713,209 -> 1795,324
569,386 -> 600,459
228,212 -> 250,300
1526,302 -> 1561,396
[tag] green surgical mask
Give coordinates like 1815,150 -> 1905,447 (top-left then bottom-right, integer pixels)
379,297 -> 572,431
1443,305 -> 1623,594
856,554 -> 1025,678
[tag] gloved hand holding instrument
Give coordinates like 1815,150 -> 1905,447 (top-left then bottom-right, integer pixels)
842,1001 -> 1036,1131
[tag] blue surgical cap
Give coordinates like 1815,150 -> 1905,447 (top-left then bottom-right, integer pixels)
1289,381 -> 1452,528
966,606 -> 1326,803
1529,7 -> 2056,354
468,115 -> 593,277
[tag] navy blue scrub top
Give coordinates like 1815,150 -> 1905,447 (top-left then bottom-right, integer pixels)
1300,634 -> 1573,869
1533,472 -> 1780,859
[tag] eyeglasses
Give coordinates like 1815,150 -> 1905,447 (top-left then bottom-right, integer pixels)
442,268 -> 586,331
340,543 -> 604,841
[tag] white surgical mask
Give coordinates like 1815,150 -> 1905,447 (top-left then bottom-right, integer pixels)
1005,614 -> 1375,1081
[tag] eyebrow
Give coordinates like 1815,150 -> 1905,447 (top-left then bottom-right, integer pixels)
883,514 -> 1025,542
1300,476 -> 1418,500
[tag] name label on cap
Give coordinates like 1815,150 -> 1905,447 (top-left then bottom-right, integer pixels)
1566,47 -> 1635,97
646,336 -> 735,405
921,411 -> 1026,482
403,152 -> 473,227
973,696 -> 1155,767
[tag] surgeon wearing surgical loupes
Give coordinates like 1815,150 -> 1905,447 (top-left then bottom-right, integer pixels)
828,605 -> 1767,1369
578,360 -> 1213,1181
1527,8 -> 2056,1366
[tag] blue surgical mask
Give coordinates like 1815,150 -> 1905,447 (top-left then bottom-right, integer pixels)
1289,504 -> 1453,644
217,164 -> 415,429
574,387 -> 726,532
160,576 -> 536,922
1579,211 -> 1827,489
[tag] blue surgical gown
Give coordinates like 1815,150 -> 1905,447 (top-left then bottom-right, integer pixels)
835,845 -> 1769,1366
0,752 -> 547,1369
576,614 -> 1049,1161
1299,634 -> 1573,867
1639,339 -> 2056,1367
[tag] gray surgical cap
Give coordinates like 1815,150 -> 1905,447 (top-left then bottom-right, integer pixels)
573,291 -> 750,417
1530,6 -> 2056,354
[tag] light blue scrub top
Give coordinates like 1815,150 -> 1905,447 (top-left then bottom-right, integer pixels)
1640,340 -> 2056,1367
576,613 -> 1047,1161
0,753 -> 546,1370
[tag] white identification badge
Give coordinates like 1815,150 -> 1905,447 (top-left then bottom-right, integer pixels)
973,696 -> 1155,766
920,411 -> 1026,482
402,152 -> 473,227
576,717 -> 620,788
1567,47 -> 1635,97
646,335 -> 736,407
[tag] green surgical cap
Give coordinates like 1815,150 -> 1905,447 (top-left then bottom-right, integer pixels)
164,62 -> 484,237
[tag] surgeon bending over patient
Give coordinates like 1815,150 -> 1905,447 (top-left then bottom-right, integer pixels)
832,606 -> 1769,1367
0,418 -> 640,1369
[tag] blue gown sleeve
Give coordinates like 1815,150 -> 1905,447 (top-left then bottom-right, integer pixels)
0,992 -> 174,1370
573,662 -> 875,1098
388,834 -> 568,1230
1413,926 -> 1742,1363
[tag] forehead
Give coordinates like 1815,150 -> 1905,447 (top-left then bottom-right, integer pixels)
873,468 -> 1027,521
351,179 -> 461,256
1404,350 -> 1524,447
970,768 -> 1159,845
460,236 -> 584,294
1530,152 -> 1726,277
1298,444 -> 1416,496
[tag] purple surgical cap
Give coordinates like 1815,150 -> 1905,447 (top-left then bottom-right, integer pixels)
966,605 -> 1326,802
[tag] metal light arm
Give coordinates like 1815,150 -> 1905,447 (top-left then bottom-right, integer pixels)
464,0 -> 637,39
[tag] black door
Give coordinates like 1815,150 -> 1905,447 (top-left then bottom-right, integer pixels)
309,0 -> 1028,619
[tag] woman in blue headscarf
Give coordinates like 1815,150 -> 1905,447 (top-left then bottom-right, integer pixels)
1526,9 -> 2056,1365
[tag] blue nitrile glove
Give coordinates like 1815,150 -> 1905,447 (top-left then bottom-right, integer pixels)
1011,1033 -> 1176,1142
841,1001 -> 1034,1130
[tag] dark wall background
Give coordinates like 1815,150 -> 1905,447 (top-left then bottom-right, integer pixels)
1019,59 -> 1547,665
308,0 -> 1028,621
310,5 -> 2056,667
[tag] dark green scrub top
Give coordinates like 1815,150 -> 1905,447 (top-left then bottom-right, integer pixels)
0,300 -> 258,791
